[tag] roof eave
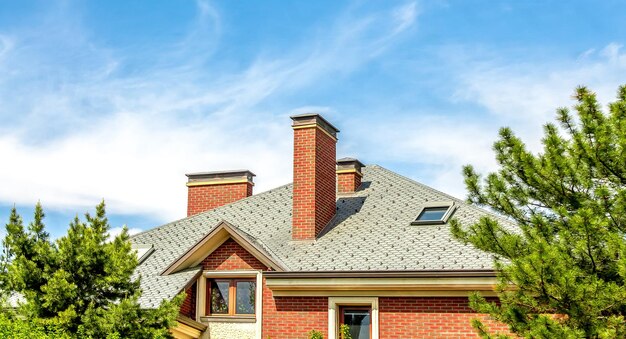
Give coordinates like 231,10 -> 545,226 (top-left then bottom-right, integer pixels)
263,269 -> 497,279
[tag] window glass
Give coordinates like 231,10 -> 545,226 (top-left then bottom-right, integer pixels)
210,280 -> 230,314
416,206 -> 448,222
207,278 -> 256,316
235,281 -> 256,314
342,308 -> 371,339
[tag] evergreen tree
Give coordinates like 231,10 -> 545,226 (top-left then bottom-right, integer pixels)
451,85 -> 626,338
1,201 -> 182,338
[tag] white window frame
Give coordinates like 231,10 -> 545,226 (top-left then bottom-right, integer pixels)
328,296 -> 379,339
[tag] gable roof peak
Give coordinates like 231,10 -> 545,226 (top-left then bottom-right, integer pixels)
161,220 -> 286,276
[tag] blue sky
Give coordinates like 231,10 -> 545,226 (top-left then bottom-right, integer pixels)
0,0 -> 625,239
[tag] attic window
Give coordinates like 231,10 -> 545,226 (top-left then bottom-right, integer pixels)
132,244 -> 154,264
411,203 -> 456,225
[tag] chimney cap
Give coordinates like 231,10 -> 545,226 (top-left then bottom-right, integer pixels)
290,113 -> 340,137
337,157 -> 365,173
337,157 -> 364,166
186,170 -> 255,185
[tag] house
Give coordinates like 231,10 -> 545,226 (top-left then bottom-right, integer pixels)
130,114 -> 512,339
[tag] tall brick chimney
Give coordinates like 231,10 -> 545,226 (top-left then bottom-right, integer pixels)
336,157 -> 364,194
291,114 -> 339,241
186,170 -> 255,217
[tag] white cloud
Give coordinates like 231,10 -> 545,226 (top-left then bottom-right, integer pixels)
351,114 -> 500,199
346,42 -> 626,200
107,226 -> 142,240
453,43 -> 626,151
0,34 -> 13,60
392,2 -> 419,35
0,112 -> 292,220
0,2 -> 418,224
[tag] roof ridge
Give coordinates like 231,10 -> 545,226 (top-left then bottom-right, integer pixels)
366,164 -> 464,203
130,181 -> 293,240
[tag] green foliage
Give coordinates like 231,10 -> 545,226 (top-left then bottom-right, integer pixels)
1,201 -> 181,338
0,312 -> 70,339
308,329 -> 324,339
339,324 -> 352,339
451,85 -> 626,338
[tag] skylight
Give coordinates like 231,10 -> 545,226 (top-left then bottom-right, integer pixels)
132,244 -> 154,264
411,203 -> 456,225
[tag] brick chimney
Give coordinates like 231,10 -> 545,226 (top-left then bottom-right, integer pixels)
291,113 -> 340,241
186,170 -> 255,217
336,157 -> 364,194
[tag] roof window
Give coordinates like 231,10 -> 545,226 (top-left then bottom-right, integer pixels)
132,244 -> 154,264
411,202 -> 456,225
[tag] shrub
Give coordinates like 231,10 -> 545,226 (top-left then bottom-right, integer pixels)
308,329 -> 324,339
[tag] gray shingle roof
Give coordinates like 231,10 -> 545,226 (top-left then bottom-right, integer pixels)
131,165 -> 510,308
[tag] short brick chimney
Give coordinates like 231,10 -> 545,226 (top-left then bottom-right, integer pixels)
291,113 -> 339,241
336,157 -> 364,194
186,170 -> 255,217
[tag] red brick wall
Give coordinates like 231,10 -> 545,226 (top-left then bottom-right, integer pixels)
179,281 -> 197,319
187,182 -> 253,217
201,238 -> 269,271
293,126 -> 337,240
262,279 -> 328,339
337,172 -> 361,194
261,293 -> 510,338
379,297 -> 511,338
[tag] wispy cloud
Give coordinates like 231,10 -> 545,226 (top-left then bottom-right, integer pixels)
392,2 -> 419,35
453,43 -> 626,148
346,42 -> 626,199
0,34 -> 13,59
351,114 -> 499,199
0,2 -> 419,224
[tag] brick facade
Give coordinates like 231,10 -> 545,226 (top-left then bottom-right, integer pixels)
262,281 -> 328,339
177,238 -> 512,338
179,238 -> 268,319
337,171 -> 361,194
200,237 -> 268,271
292,126 -> 337,240
187,182 -> 253,217
179,281 -> 197,319
379,297 -> 510,338
261,294 -> 510,338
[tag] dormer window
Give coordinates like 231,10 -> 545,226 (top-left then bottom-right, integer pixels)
411,202 -> 456,225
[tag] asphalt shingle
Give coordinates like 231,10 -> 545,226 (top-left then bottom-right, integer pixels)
131,165 -> 511,308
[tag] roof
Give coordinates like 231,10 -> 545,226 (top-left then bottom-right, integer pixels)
131,165 -> 510,308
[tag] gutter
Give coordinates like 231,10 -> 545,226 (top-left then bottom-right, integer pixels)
263,269 -> 497,279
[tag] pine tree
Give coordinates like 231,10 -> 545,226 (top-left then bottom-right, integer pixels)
451,85 -> 626,338
1,201 -> 182,338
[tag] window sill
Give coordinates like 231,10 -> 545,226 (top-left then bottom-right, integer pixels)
200,315 -> 256,323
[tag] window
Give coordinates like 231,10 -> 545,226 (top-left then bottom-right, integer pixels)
328,297 -> 379,339
340,306 -> 371,339
207,279 -> 256,316
132,244 -> 154,264
411,203 -> 456,225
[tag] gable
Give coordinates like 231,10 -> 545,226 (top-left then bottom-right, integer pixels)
161,221 -> 285,275
201,238 -> 268,271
